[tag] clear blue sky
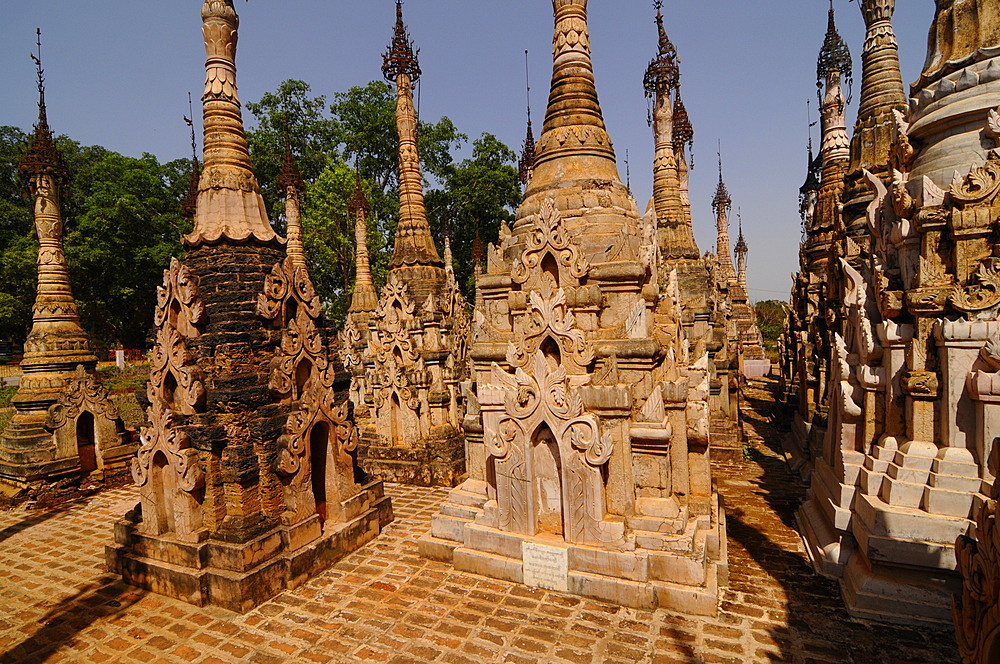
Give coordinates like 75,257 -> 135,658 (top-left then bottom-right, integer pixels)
1,1 -> 936,302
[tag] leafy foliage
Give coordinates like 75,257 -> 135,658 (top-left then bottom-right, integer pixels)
425,133 -> 520,298
755,299 -> 788,349
0,127 -> 190,350
245,79 -> 520,322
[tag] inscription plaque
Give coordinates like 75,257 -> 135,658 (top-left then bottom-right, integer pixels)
522,541 -> 569,592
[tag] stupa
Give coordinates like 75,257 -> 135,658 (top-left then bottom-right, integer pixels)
0,34 -> 133,491
420,0 -> 727,614
107,0 -> 390,612
342,0 -> 471,487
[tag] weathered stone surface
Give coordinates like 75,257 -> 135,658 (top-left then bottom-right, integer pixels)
339,3 -> 470,488
0,379 -> 961,663
108,0 -> 390,612
0,61 -> 134,492
421,0 -> 725,613
784,0 -> 1000,634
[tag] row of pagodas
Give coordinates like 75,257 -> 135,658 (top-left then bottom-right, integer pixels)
782,1 -> 1000,661
0,0 -> 766,615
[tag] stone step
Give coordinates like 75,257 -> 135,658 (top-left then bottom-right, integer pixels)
416,533 -> 458,563
922,485 -> 977,518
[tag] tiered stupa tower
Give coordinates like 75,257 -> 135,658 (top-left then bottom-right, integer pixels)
0,35 -> 132,490
728,214 -> 768,376
421,0 -> 727,614
342,0 -> 470,487
641,2 -> 739,435
108,0 -> 390,612
783,2 -> 853,477
712,156 -> 737,283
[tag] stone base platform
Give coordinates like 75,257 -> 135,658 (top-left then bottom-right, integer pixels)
358,430 -> 466,487
106,480 -> 392,613
742,360 -> 772,379
419,481 -> 728,616
0,422 -> 135,490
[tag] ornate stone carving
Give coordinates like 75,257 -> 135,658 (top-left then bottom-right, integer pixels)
132,399 -> 204,494
155,258 -> 206,338
953,258 -> 1000,317
951,153 -> 1000,207
484,350 -> 615,545
147,325 -> 206,416
508,289 -> 595,372
511,199 -> 589,289
257,257 -> 327,398
956,494 -> 1000,664
902,370 -> 940,399
45,365 -> 120,430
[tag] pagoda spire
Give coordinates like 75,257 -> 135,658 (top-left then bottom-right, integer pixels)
181,94 -> 201,223
734,211 -> 748,288
673,88 -> 696,233
644,1 -> 698,260
348,172 -> 379,315
5,28 -> 96,454
713,150 -> 736,280
382,0 -> 443,279
279,134 -> 306,270
19,29 -> 89,351
527,0 -> 620,193
817,0 -> 851,171
185,0 -> 281,248
844,0 -> 905,180
518,51 -> 536,187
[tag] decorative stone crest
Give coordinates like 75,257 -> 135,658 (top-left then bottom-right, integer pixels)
952,258 -> 1000,317
155,258 -> 206,338
147,324 -> 206,416
511,199 -> 589,289
508,289 -> 594,372
45,365 -> 120,430
257,256 -> 326,398
956,495 -> 1000,663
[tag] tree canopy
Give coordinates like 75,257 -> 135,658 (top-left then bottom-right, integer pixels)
0,78 -> 522,349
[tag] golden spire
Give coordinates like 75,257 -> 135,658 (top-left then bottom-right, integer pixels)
185,0 -> 281,247
348,172 -> 379,315
18,29 -> 95,391
529,0 -> 620,190
713,150 -> 736,281
382,0 -> 442,273
279,135 -> 306,269
644,2 -> 698,260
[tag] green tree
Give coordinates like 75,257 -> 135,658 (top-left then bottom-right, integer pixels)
245,79 -> 468,317
0,126 -> 33,345
63,151 -> 190,349
245,79 -> 341,220
426,133 -> 520,299
754,299 -> 788,350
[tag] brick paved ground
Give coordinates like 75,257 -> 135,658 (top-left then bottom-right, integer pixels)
0,378 -> 960,663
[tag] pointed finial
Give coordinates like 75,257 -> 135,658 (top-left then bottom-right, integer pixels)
518,49 -> 536,186
278,132 -> 304,195
712,143 -> 731,214
643,0 -> 680,96
349,167 -> 370,214
625,149 -> 631,193
672,87 -> 694,158
185,92 -> 198,163
181,97 -> 201,222
817,0 -> 853,105
20,28 -> 67,184
383,0 -> 421,82
471,224 -> 484,265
